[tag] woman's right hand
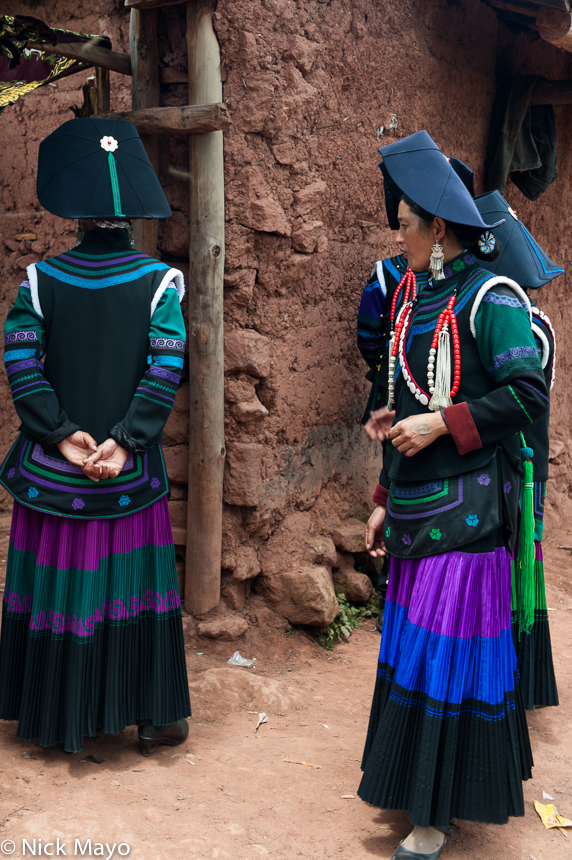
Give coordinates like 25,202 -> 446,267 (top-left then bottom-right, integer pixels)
57,431 -> 98,467
365,505 -> 386,557
82,438 -> 129,482
364,407 -> 396,441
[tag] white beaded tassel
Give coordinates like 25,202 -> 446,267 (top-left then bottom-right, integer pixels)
428,325 -> 453,411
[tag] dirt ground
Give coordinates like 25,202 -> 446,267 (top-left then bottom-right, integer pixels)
0,509 -> 570,860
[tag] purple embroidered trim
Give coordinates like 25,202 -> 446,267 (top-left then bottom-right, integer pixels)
5,331 -> 38,344
20,280 -> 31,289
72,498 -> 85,510
151,477 -> 160,489
481,292 -> 526,309
6,358 -> 44,377
504,482 -> 512,494
491,346 -> 538,369
148,365 -> 180,384
149,337 -> 184,351
58,253 -> 147,268
518,379 -> 550,403
477,473 -> 490,486
20,445 -> 148,494
136,386 -> 175,403
11,380 -> 51,396
31,443 -> 133,475
4,587 -> 181,638
392,480 -> 443,499
402,534 -> 412,545
388,477 -> 464,520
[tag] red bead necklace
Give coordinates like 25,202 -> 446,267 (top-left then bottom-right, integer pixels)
387,268 -> 461,411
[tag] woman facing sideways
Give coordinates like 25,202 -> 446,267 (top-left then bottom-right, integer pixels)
358,132 -> 548,860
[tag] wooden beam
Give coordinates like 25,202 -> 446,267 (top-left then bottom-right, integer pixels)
100,103 -> 231,133
126,0 -> 187,8
130,8 -> 161,258
185,0 -> 225,616
537,7 -> 572,50
28,41 -> 131,76
485,0 -> 539,16
530,79 -> 572,103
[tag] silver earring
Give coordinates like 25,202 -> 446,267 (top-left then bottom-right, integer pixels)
430,243 -> 445,280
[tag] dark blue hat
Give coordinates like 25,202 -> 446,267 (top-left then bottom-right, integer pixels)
474,190 -> 564,289
379,130 -> 503,231
37,117 -> 172,220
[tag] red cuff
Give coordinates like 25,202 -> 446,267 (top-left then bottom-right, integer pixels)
442,402 -> 482,455
372,483 -> 389,506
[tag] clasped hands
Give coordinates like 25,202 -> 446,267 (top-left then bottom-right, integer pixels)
56,431 -> 129,483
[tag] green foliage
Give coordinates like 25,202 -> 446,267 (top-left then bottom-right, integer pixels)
316,594 -> 379,650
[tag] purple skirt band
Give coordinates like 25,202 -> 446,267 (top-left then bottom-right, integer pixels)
10,495 -> 174,571
387,546 -> 512,639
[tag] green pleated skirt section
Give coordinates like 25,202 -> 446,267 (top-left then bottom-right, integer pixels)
0,498 -> 191,753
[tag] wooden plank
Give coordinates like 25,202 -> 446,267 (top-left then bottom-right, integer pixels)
28,41 -> 131,76
185,0 -> 225,616
126,0 -> 187,8
485,0 -> 538,16
160,67 -> 188,84
130,8 -> 161,258
530,79 -> 572,103
96,66 -> 110,114
537,7 -> 572,49
100,103 -> 231,133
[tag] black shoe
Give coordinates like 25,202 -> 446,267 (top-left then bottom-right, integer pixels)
138,719 -> 189,757
375,610 -> 383,633
390,826 -> 457,860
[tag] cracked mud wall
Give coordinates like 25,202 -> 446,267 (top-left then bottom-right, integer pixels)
1,0 -> 572,632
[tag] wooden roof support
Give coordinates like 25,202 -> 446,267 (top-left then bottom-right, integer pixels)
530,79 -> 572,103
28,41 -> 131,76
125,0 -> 188,7
185,0 -> 225,616
537,7 -> 572,51
130,7 -> 161,258
101,102 -> 231,133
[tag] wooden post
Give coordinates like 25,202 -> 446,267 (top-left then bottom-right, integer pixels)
130,8 -> 161,257
185,0 -> 225,615
96,66 -> 111,114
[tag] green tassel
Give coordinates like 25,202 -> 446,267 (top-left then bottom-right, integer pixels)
515,431 -> 535,639
108,152 -> 125,218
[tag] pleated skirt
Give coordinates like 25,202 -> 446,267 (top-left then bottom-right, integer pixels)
512,542 -> 559,710
358,547 -> 533,828
0,497 -> 191,753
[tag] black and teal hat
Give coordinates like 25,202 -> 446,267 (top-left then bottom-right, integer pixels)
474,190 -> 564,289
379,130 -> 503,231
37,117 -> 172,220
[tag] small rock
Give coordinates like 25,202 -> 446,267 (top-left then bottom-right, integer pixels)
281,253 -> 312,288
283,35 -> 321,75
232,398 -> 269,422
169,499 -> 187,529
224,269 -> 257,306
293,180 -> 327,216
235,78 -> 276,134
221,578 -> 247,611
224,442 -> 264,507
260,565 -> 339,626
234,546 -> 261,582
333,568 -> 373,602
16,253 -> 40,271
240,196 -> 291,236
197,615 -> 249,640
224,330 -> 271,378
291,221 -> 323,253
258,512 -> 336,577
333,518 -> 367,553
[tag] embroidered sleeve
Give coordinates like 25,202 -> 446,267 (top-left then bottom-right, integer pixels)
357,262 -> 388,369
110,284 -> 186,452
461,284 -> 549,451
4,281 -> 80,447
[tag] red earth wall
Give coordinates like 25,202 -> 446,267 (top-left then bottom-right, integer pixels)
1,0 -> 572,637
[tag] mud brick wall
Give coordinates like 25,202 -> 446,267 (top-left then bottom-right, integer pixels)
1,0 -> 572,635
